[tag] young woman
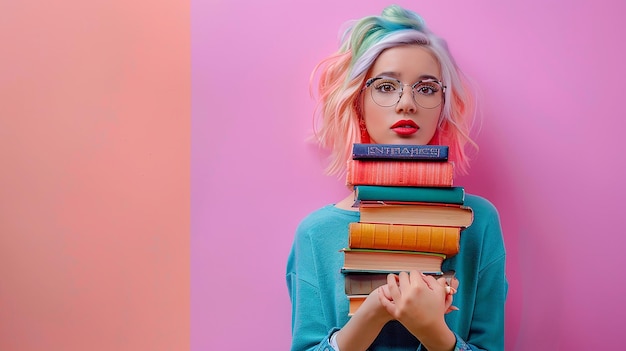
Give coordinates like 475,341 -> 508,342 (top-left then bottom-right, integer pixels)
286,5 -> 507,351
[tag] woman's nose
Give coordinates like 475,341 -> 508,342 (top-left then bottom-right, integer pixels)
395,86 -> 417,114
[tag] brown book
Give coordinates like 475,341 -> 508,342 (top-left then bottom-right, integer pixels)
341,248 -> 445,273
359,203 -> 473,228
344,271 -> 455,295
345,271 -> 455,306
344,273 -> 389,295
349,222 -> 460,256
346,159 -> 454,187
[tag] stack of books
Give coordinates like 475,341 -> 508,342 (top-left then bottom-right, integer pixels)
342,143 -> 474,316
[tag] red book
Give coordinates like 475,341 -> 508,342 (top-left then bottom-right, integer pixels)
346,159 -> 454,187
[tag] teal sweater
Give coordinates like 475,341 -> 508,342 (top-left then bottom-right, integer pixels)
286,194 -> 507,351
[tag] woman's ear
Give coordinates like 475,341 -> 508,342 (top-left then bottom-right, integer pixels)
358,116 -> 371,143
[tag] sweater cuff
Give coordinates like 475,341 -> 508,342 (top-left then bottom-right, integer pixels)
453,333 -> 472,351
317,328 -> 340,351
415,332 -> 472,351
329,329 -> 340,351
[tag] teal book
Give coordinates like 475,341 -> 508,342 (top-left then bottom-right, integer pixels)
353,185 -> 465,206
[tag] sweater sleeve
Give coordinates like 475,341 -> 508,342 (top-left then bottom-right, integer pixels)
286,268 -> 338,351
436,195 -> 507,351
467,203 -> 507,351
453,255 -> 507,351
455,196 -> 508,351
415,333 -> 472,351
425,267 -> 505,351
286,211 -> 348,351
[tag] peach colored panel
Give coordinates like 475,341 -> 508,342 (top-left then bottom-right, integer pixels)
0,1 -> 190,350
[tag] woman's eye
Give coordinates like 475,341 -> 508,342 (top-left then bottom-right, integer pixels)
376,83 -> 398,93
415,83 -> 439,95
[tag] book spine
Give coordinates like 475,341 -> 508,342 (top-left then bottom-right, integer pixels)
358,204 -> 474,228
341,249 -> 445,273
352,143 -> 448,160
355,185 -> 465,205
348,222 -> 460,255
347,295 -> 367,316
344,271 -> 451,295
344,274 -> 388,295
347,160 -> 454,187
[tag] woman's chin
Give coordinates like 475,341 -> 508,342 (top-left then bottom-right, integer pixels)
370,135 -> 429,145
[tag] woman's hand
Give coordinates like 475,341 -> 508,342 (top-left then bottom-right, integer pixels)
356,284 -> 394,324
439,274 -> 459,314
378,270 -> 458,346
333,283 -> 394,351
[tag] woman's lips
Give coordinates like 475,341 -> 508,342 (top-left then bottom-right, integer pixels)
391,119 -> 419,135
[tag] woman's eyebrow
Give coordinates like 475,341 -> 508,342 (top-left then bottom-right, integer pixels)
374,71 -> 401,79
417,74 -> 440,81
373,72 -> 441,81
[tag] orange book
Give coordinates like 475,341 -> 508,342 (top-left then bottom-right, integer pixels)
346,159 -> 454,187
347,295 -> 367,316
348,222 -> 460,256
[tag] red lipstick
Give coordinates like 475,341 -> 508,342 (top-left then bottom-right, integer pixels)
391,119 -> 419,136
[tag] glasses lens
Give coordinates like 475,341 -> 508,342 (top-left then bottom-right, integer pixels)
368,77 -> 444,109
413,81 -> 443,109
369,78 -> 402,107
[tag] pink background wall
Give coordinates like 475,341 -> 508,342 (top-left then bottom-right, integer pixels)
3,0 -> 626,350
192,1 -> 626,350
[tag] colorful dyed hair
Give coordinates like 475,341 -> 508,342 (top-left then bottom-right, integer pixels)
311,5 -> 479,176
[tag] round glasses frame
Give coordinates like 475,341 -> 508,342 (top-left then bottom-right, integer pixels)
364,76 -> 447,109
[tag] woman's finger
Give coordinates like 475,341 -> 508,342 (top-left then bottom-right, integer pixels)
386,273 -> 401,299
398,271 -> 411,289
380,284 -> 393,301
420,272 -> 440,291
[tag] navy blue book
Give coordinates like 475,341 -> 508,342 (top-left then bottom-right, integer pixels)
352,143 -> 448,161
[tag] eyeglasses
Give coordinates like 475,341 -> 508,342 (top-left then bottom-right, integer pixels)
364,76 -> 446,109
